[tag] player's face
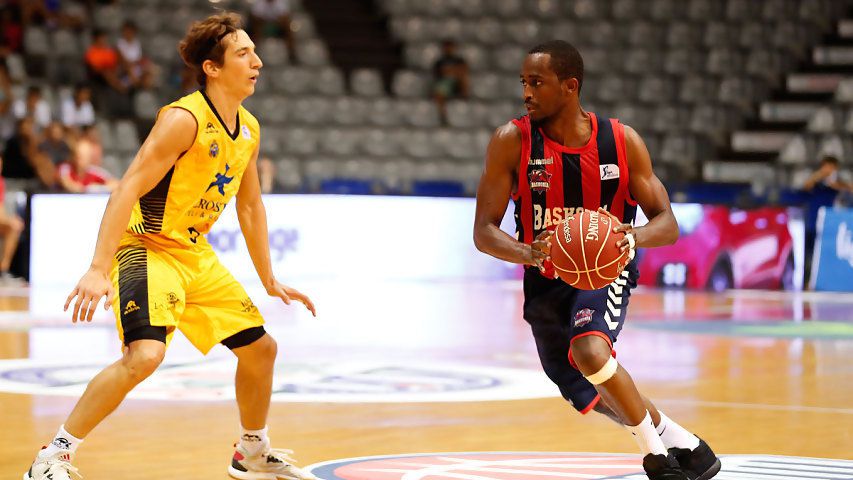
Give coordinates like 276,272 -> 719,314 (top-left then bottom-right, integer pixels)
218,29 -> 263,97
520,53 -> 566,122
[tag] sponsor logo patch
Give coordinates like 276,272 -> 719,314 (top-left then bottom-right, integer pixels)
123,300 -> 140,315
241,125 -> 251,139
600,163 -> 619,180
209,140 -> 219,158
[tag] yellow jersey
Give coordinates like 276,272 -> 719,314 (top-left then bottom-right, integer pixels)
121,90 -> 260,250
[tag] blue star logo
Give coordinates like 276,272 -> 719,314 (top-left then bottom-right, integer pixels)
206,163 -> 233,195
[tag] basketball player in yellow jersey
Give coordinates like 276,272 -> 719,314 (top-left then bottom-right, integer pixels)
25,13 -> 319,480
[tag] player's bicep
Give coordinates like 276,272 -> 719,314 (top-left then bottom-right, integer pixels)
624,125 -> 671,218
475,123 -> 520,229
120,108 -> 197,197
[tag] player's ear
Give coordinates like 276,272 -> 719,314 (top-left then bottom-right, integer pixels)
563,77 -> 579,96
202,59 -> 221,80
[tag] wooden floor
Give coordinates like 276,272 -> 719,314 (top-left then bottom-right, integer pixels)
1,283 -> 851,479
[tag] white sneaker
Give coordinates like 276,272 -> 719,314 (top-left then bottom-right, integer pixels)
228,444 -> 318,480
24,448 -> 82,480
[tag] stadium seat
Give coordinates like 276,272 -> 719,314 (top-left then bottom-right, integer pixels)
350,68 -> 385,97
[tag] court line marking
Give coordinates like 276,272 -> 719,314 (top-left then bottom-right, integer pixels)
658,398 -> 853,415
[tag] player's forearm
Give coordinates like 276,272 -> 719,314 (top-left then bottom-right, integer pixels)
237,201 -> 275,287
474,224 -> 534,265
633,211 -> 678,248
89,184 -> 139,272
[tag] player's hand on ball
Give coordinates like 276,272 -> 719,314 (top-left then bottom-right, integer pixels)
531,230 -> 553,273
65,267 -> 115,323
267,280 -> 316,317
597,207 -> 636,261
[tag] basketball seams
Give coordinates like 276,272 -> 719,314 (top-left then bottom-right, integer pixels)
579,210 -> 594,289
594,216 -> 612,281
554,222 -> 581,286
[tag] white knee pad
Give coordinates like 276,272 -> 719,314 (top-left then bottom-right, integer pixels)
584,356 -> 618,385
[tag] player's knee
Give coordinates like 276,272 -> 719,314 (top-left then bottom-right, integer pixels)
259,334 -> 277,363
123,343 -> 165,383
570,336 -> 612,375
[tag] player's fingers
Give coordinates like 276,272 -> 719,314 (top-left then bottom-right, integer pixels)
81,296 -> 95,322
72,295 -> 84,323
613,224 -> 631,233
295,294 -> 317,317
105,286 -> 115,310
278,289 -> 292,305
86,297 -> 99,322
64,287 -> 79,312
597,207 -> 619,221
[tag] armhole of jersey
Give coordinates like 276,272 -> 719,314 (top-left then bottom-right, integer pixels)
613,120 -> 637,207
511,117 -> 530,202
156,104 -> 200,154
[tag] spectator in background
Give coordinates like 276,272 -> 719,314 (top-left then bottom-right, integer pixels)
38,121 -> 72,166
249,0 -> 298,63
803,154 -> 853,196
432,40 -> 469,124
13,86 -> 51,131
85,29 -> 126,94
2,117 -> 55,189
0,7 -> 24,53
79,124 -> 103,166
61,83 -> 95,132
0,62 -> 14,140
258,156 -> 284,194
117,21 -> 155,90
0,152 -> 25,285
57,135 -> 115,193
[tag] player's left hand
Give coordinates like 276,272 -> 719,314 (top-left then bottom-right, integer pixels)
266,280 -> 316,317
597,207 -> 636,261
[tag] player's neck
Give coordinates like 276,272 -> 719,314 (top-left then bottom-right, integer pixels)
541,106 -> 591,149
203,83 -> 241,132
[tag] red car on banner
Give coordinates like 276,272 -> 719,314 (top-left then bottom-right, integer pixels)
636,204 -> 797,291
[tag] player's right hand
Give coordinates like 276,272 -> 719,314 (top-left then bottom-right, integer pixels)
530,230 -> 552,272
65,267 -> 115,323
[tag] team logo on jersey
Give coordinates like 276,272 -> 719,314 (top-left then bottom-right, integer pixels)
574,308 -> 595,327
529,168 -> 552,192
187,226 -> 200,244
241,125 -> 251,139
241,298 -> 258,313
205,122 -> 218,134
209,140 -> 219,158
124,300 -> 140,315
600,164 -> 619,180
206,163 -> 233,195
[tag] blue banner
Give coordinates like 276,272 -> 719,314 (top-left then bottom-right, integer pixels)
811,207 -> 853,291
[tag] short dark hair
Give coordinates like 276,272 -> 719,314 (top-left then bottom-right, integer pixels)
528,40 -> 584,92
178,12 -> 243,87
822,154 -> 840,166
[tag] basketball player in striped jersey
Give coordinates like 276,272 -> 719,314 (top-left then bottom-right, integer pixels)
25,13 -> 318,480
473,41 -> 720,480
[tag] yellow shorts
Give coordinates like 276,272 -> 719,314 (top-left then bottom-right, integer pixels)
110,239 -> 265,354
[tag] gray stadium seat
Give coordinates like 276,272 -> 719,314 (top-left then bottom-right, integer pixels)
651,105 -> 690,134
114,120 -> 140,153
391,17 -> 428,43
401,130 -> 437,158
807,107 -> 840,133
297,39 -> 330,67
446,100 -> 478,128
362,129 -> 401,157
627,22 -> 664,48
471,18 -> 504,46
703,22 -> 736,49
459,44 -> 490,72
368,98 -> 403,126
470,73 -> 502,101
402,100 -> 441,128
687,0 -> 723,23
316,67 -> 345,96
257,96 -> 289,125
726,1 -> 762,22
52,30 -> 82,59
283,128 -> 320,156
492,45 -> 526,73
738,22 -> 770,49
350,68 -> 385,97
649,0 -> 684,21
260,129 -> 281,156
259,38 -> 289,67
276,157 -> 303,192
527,0 -> 562,18
24,27 -> 50,57
612,0 -> 643,21
404,42 -> 441,70
666,22 -> 701,49
679,76 -> 716,105
133,91 -> 160,121
321,128 -> 360,156
706,48 -> 744,76
624,50 -> 663,76
391,70 -> 429,98
494,0 -> 523,18
636,76 -> 674,104
332,97 -> 369,126
570,0 -> 606,20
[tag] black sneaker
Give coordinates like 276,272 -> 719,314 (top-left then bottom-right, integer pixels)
643,453 -> 691,479
669,438 -> 722,480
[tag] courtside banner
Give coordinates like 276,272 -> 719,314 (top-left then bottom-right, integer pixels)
30,194 -> 517,289
810,207 -> 853,292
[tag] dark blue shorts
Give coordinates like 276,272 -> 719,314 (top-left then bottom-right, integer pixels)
522,261 -> 639,413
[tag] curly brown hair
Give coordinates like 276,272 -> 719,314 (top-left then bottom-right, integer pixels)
178,12 -> 243,87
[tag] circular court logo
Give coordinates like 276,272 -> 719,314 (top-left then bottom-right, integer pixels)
305,452 -> 853,480
0,358 -> 557,402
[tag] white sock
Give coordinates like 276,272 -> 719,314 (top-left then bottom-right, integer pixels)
626,411 -> 668,456
39,425 -> 83,458
656,411 -> 700,450
239,425 -> 269,456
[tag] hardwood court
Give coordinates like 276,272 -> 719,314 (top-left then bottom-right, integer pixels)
1,282 -> 851,479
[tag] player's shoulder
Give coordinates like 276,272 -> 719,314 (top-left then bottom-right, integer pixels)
493,118 -> 522,143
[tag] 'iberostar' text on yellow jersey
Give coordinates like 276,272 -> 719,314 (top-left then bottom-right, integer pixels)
122,90 -> 260,250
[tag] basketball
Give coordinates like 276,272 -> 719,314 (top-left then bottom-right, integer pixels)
550,209 -> 628,290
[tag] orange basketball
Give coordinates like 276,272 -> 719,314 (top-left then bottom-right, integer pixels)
550,209 -> 629,290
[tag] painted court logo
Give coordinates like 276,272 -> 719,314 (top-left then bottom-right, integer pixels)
305,452 -> 853,480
